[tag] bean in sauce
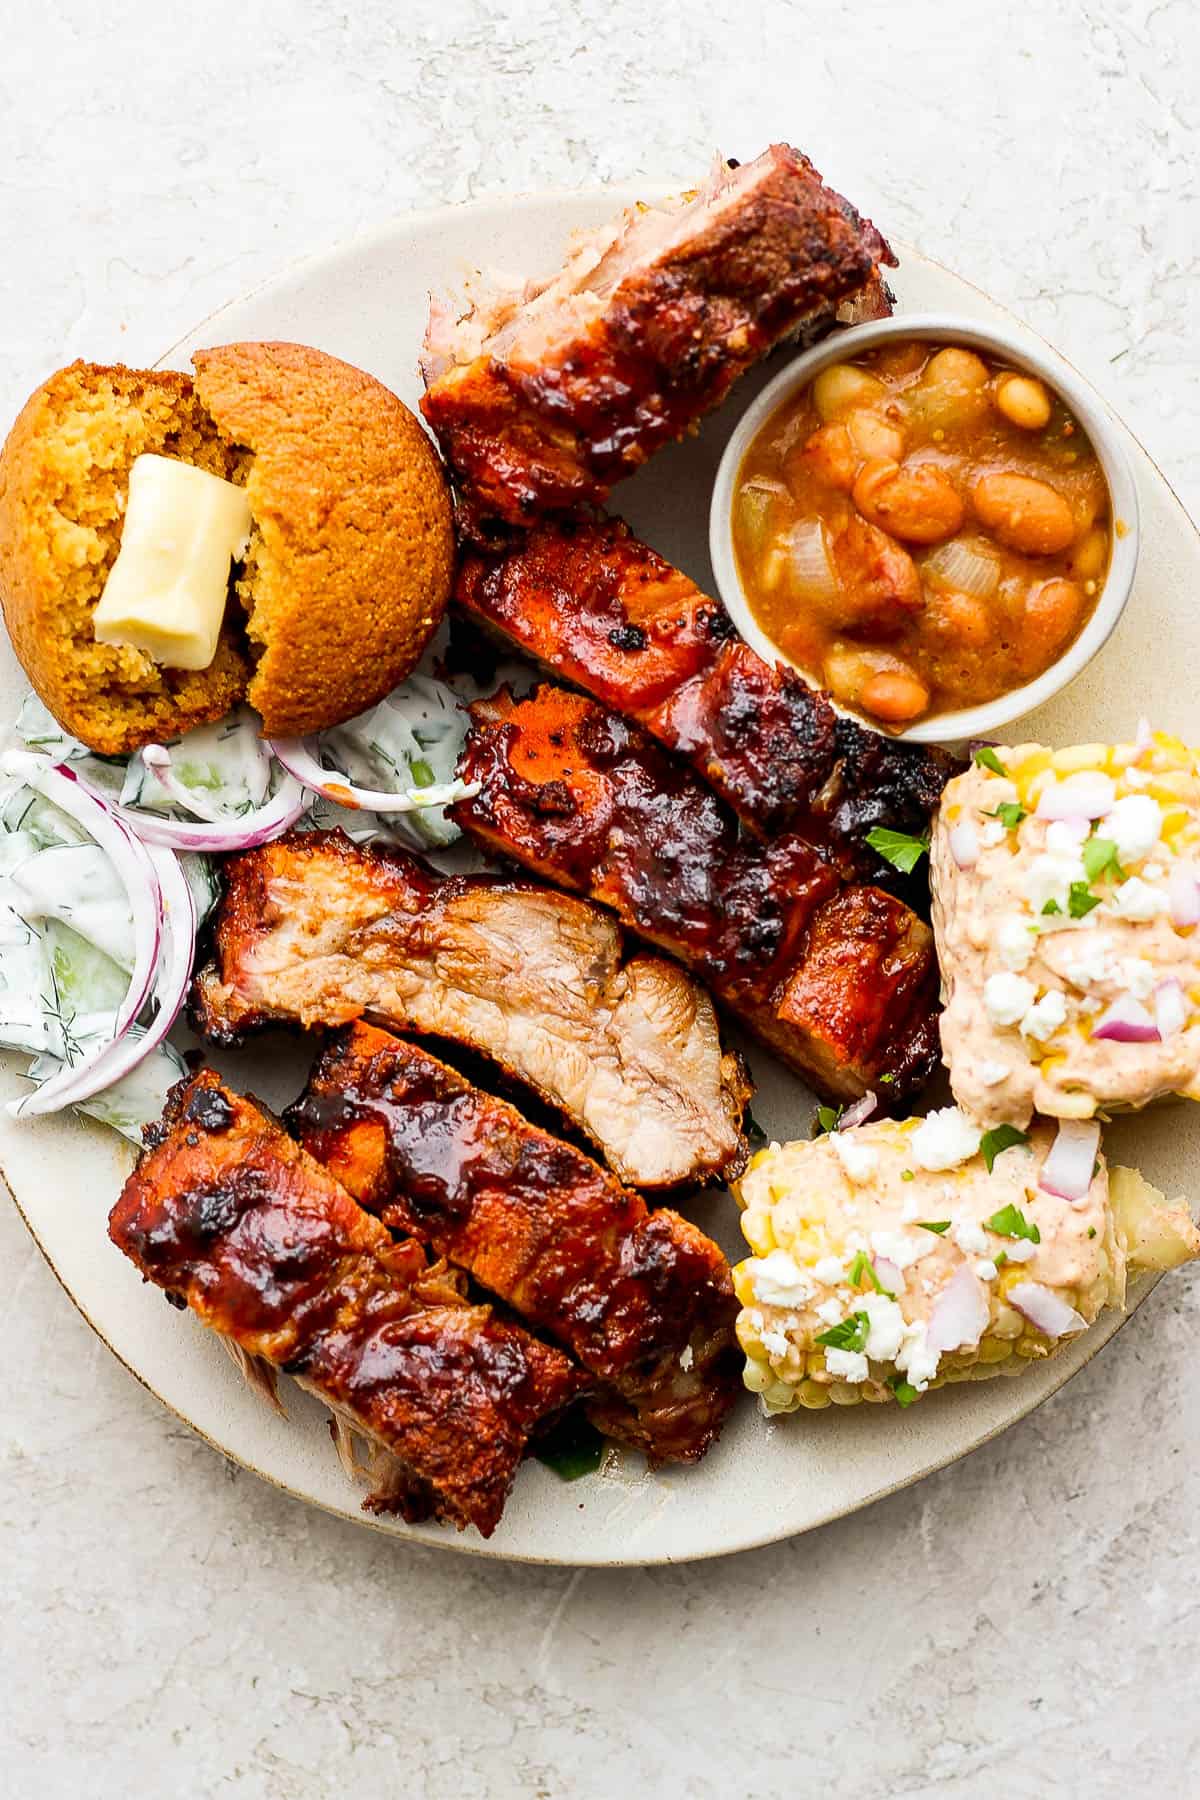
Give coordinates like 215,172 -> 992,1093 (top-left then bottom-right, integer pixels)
731,340 -> 1113,727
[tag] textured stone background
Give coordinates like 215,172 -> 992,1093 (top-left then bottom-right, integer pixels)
2,2 -> 1198,1795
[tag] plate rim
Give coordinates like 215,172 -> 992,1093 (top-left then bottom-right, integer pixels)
5,183 -> 1196,1566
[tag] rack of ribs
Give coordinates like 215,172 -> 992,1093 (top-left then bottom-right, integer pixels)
189,829 -> 749,1191
452,685 -> 940,1102
108,1070 -> 584,1537
420,144 -> 895,533
288,1022 -> 741,1466
454,514 -> 957,893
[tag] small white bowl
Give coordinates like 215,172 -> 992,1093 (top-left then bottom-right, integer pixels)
708,312 -> 1140,744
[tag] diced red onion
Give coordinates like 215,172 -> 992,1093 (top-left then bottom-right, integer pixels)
268,737 -> 480,815
1168,864 -> 1200,928
1008,1281 -> 1087,1339
1134,718 -> 1153,759
1035,771 -> 1116,822
873,1256 -> 905,1295
1038,1118 -> 1101,1203
949,821 -> 979,869
1155,978 -> 1187,1040
926,1264 -> 990,1354
1092,993 -> 1161,1043
839,1090 -> 877,1131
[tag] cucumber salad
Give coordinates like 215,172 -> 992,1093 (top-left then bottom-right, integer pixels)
0,680 -> 479,1142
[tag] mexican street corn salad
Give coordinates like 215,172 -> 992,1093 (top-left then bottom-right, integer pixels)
932,732 -> 1200,1126
733,1109 -> 1199,1412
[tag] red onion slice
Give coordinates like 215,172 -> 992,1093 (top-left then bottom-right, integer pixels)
72,767 -> 307,852
268,737 -> 480,814
2,753 -> 160,1046
1168,864 -> 1200,928
1092,993 -> 1161,1043
838,1090 -> 877,1131
15,845 -> 198,1116
1035,772 -> 1116,822
1155,978 -> 1187,1040
1038,1118 -> 1101,1203
1008,1282 -> 1086,1339
926,1264 -> 990,1354
948,821 -> 979,869
141,742 -> 270,824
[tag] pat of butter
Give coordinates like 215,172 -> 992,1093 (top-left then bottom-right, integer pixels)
93,454 -> 253,671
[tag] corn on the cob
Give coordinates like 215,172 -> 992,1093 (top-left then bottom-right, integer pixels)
732,1113 -> 1198,1412
932,731 -> 1200,1127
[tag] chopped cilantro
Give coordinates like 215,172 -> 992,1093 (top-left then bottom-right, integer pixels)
879,1072 -> 897,1085
980,1124 -> 1030,1173
814,1103 -> 843,1136
865,826 -> 931,874
816,1310 -> 870,1352
889,1376 -> 919,1407
1068,881 -> 1102,919
988,801 -> 1026,830
1082,836 -> 1124,882
1087,1226 -> 1097,1239
848,1251 -> 894,1297
1042,898 -> 1062,916
917,1219 -> 951,1234
986,1201 -> 1041,1243
533,1411 -> 606,1482
901,1169 -> 916,1182
994,1250 -> 1009,1269
974,746 -> 1008,777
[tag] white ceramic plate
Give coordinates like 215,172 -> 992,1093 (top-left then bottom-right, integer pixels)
3,188 -> 1197,1567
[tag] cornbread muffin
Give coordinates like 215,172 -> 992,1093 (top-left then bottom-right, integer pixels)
0,345 -> 454,754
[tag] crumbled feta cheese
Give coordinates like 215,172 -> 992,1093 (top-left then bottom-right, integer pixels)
984,972 -> 1038,1027
1103,794 -> 1163,862
860,1293 -> 907,1362
997,915 -> 1036,971
1024,850 -> 1087,915
815,1298 -> 844,1326
760,1328 -> 791,1360
975,1259 -> 998,1281
813,1255 -> 847,1287
1120,957 -> 1157,1000
749,1250 -> 815,1308
979,819 -> 1007,849
1005,1237 -> 1037,1263
911,1106 -> 983,1171
828,1131 -> 878,1184
870,1228 -> 933,1271
978,1059 -> 1010,1087
1144,862 -> 1164,881
1045,818 -> 1090,853
823,1346 -> 869,1383
953,1218 -> 989,1255
1111,876 -> 1167,921
1020,989 -> 1068,1040
1063,943 -> 1113,991
895,1321 -> 940,1390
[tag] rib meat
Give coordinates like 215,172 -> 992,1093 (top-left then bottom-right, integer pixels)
455,514 -> 956,891
289,1022 -> 741,1464
190,830 -> 749,1190
421,145 -> 895,533
452,685 -> 940,1101
108,1070 -> 583,1536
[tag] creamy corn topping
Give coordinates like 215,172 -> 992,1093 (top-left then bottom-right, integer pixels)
932,734 -> 1200,1126
732,1116 -> 1122,1412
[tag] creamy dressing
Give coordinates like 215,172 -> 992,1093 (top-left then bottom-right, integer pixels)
932,736 -> 1200,1125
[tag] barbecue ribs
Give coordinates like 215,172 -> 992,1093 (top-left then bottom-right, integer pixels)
452,685 -> 940,1101
108,1071 -> 583,1536
454,514 -> 957,891
421,145 -> 895,533
289,1022 -> 741,1464
190,830 -> 749,1189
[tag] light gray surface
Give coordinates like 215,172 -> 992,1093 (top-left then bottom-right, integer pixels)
1,2 -> 1198,1795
